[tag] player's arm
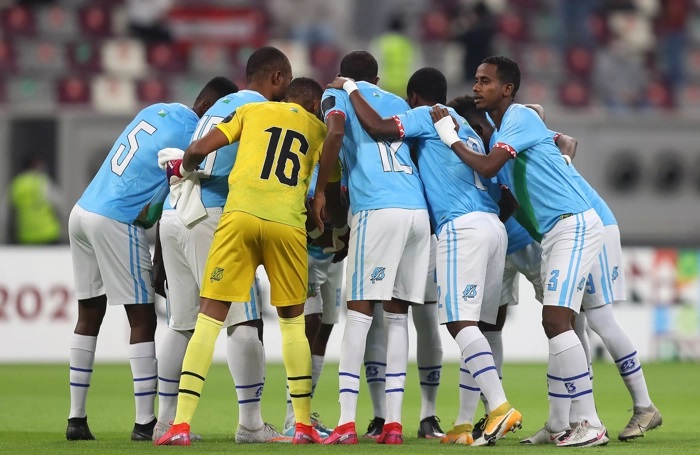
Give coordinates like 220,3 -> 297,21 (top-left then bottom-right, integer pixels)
553,132 -> 578,161
524,103 -> 545,121
182,128 -> 229,172
498,185 -> 518,222
152,222 -> 167,298
327,77 -> 401,139
431,105 -> 511,178
313,109 -> 346,231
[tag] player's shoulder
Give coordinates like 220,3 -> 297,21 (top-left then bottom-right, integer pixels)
504,103 -> 542,125
216,90 -> 265,109
140,102 -> 197,126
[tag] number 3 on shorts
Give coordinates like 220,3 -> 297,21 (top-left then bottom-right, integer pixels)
548,270 -> 560,291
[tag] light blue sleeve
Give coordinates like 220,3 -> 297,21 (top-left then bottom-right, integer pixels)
322,88 -> 349,121
395,106 -> 435,139
494,106 -> 547,155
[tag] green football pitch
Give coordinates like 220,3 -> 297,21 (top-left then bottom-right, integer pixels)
1,362 -> 697,454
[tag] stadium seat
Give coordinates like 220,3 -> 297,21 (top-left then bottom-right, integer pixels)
520,45 -> 562,80
101,38 -> 147,78
57,76 -> 91,104
498,13 -> 529,42
137,78 -> 170,105
147,42 -> 187,73
565,46 -> 593,77
78,5 -> 112,37
170,76 -> 211,107
1,5 -> 35,36
16,39 -> 67,75
6,76 -> 56,109
646,80 -> 673,109
520,81 -> 555,107
67,41 -> 102,73
37,5 -> 79,39
558,79 -> 591,108
189,43 -> 230,75
0,40 -> 17,74
683,48 -> 700,79
91,75 -> 137,113
267,40 -> 312,79
679,83 -> 700,110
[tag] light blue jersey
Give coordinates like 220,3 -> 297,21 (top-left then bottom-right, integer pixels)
321,81 -> 427,214
78,103 -> 198,226
493,104 -> 590,238
545,130 -> 616,226
394,105 -> 498,235
164,90 -> 266,211
307,165 -> 333,260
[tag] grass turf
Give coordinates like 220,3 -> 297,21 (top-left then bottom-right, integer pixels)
0,362 -> 696,453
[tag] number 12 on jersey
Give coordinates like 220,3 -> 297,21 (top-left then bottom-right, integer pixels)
377,139 -> 412,174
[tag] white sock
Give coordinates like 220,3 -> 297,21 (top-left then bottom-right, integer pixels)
338,310 -> 373,425
227,325 -> 265,430
482,330 -> 504,414
364,308 -> 387,420
573,312 -> 593,381
586,304 -> 652,407
312,354 -> 324,397
384,311 -> 408,424
69,334 -> 97,419
129,341 -> 157,425
456,365 -> 481,426
549,331 -> 601,427
547,353 -> 571,432
412,304 -> 442,420
455,326 -> 506,410
156,329 -> 191,425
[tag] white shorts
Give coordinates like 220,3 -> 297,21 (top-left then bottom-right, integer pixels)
304,253 -> 344,324
501,242 -> 544,306
424,235 -> 438,303
540,209 -> 605,313
581,224 -> 627,310
69,205 -> 154,305
159,209 -> 261,330
346,208 -> 430,304
436,212 -> 507,325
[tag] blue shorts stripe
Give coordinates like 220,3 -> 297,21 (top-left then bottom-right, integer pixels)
598,252 -> 611,304
244,301 -> 251,321
70,366 -> 93,373
472,366 -> 497,378
459,384 -> 480,391
235,382 -> 265,389
451,222 -> 459,320
620,365 -> 642,377
238,398 -> 261,404
385,388 -> 404,393
445,222 -> 452,322
558,214 -> 581,306
464,351 -> 493,363
614,351 -> 637,363
339,372 -> 360,379
133,375 -> 157,382
567,214 -> 586,307
417,365 -> 442,370
250,287 -> 259,320
360,212 -> 368,300
158,376 -> 179,383
128,226 -> 138,303
133,227 -> 148,303
339,388 -> 359,394
601,244 -> 614,303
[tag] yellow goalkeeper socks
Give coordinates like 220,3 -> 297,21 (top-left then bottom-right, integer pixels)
279,313 -> 312,426
173,313 -> 222,425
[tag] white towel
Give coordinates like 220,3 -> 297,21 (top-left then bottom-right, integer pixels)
157,148 -> 208,228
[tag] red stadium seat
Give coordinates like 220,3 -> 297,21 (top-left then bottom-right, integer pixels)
137,78 -> 170,104
558,79 -> 591,108
78,6 -> 112,37
565,47 -> 593,77
92,75 -> 137,113
17,39 -> 67,74
37,5 -> 78,39
101,39 -> 147,78
498,13 -> 529,42
57,76 -> 91,104
147,42 -> 188,73
646,80 -> 673,109
0,40 -> 17,74
1,6 -> 35,36
310,44 -> 340,82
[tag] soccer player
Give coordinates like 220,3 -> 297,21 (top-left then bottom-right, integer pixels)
362,238 -> 446,440
431,56 -> 608,447
65,77 -> 235,441
312,51 -> 431,445
154,47 -> 292,443
156,76 -> 332,446
327,67 -> 522,446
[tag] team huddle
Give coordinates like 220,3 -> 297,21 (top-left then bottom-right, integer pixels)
64,46 -> 662,448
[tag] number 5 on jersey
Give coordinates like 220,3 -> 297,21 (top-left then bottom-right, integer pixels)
260,126 -> 309,186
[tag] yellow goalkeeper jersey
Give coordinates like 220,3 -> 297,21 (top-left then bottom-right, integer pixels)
216,101 -> 334,229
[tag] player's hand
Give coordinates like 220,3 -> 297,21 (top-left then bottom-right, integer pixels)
328,76 -> 352,90
323,224 -> 349,254
430,105 -> 459,131
166,159 -> 190,186
431,106 -> 461,147
311,192 -> 327,233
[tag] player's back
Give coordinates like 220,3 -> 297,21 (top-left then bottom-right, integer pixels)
322,81 -> 426,214
78,103 -> 198,224
496,104 -> 590,235
218,101 -> 327,229
397,105 -> 498,234
568,165 -> 616,226
165,90 -> 267,211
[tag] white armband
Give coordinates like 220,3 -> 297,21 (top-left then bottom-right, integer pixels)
342,80 -> 358,95
563,155 -> 572,166
434,116 -> 461,147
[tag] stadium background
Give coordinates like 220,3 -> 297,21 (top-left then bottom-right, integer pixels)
0,0 -> 698,366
